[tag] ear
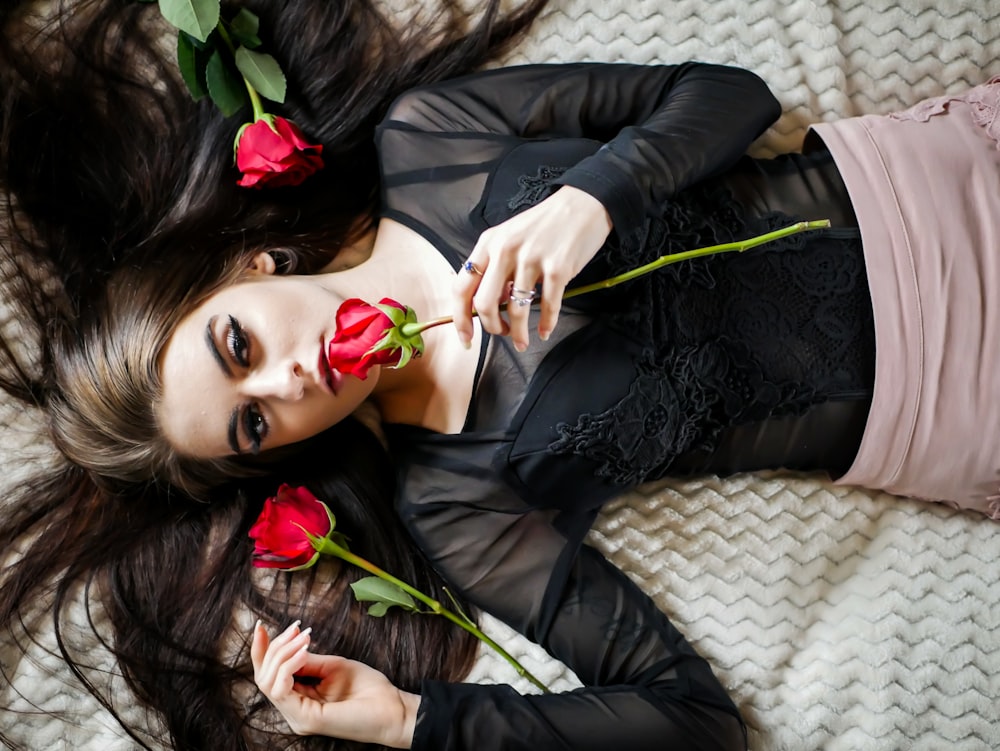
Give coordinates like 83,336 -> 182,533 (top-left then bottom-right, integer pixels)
246,251 -> 277,276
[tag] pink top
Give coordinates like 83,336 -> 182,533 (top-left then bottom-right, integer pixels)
811,78 -> 1000,517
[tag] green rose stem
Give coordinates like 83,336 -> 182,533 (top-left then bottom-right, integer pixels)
562,218 -> 831,300
243,77 -> 267,122
397,219 -> 831,338
308,534 -> 551,694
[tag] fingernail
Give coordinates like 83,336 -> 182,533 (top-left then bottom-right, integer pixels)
286,619 -> 301,633
514,341 -> 527,353
254,618 -> 262,633
539,330 -> 550,341
300,626 -> 312,637
459,333 -> 471,350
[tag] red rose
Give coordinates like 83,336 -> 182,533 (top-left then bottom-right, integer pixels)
235,116 -> 324,188
248,484 -> 332,570
327,298 -> 409,380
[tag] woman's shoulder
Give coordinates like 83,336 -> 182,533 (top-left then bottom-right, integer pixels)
377,62 -> 596,131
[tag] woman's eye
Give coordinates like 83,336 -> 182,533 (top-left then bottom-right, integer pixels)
226,315 -> 250,367
245,404 -> 268,454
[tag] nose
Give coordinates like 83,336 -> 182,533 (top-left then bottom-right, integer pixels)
244,360 -> 305,402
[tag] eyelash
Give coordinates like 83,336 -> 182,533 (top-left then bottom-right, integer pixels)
226,316 -> 268,452
226,315 -> 250,367
244,406 -> 268,455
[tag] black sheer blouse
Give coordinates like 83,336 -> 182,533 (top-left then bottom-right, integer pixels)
375,63 -> 786,751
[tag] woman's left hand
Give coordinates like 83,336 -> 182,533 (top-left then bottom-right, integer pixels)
251,620 -> 419,748
453,186 -> 612,351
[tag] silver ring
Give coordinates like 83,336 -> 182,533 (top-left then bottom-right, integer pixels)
509,286 -> 536,307
463,261 -> 483,275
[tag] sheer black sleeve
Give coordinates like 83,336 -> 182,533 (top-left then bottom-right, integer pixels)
391,437 -> 745,751
381,62 -> 781,231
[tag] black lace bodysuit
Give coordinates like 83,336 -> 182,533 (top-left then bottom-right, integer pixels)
376,63 -> 875,751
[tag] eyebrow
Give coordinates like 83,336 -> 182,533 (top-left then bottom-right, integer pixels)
203,315 -> 242,454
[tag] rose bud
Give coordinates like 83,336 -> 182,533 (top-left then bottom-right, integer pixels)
234,115 -> 324,188
327,298 -> 424,380
248,484 -> 334,570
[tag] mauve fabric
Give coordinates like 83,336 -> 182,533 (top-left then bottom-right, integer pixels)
813,78 -> 1000,516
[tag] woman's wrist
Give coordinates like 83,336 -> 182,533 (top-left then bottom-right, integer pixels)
556,185 -> 613,233
387,689 -> 421,749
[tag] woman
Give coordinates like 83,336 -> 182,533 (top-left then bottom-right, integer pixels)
7,1 -> 778,747
1,2 -> 997,751
70,59 -> 777,751
124,55 -> 1000,751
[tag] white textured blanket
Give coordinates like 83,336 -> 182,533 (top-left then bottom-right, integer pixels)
3,1 -> 1000,749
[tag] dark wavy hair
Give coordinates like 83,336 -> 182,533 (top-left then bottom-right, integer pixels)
0,0 -> 548,748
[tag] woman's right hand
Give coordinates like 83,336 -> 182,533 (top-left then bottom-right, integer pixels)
251,621 -> 420,749
452,186 -> 612,351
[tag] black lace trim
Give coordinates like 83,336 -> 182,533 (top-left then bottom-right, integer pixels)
548,338 -> 820,486
548,181 -> 874,485
507,165 -> 568,211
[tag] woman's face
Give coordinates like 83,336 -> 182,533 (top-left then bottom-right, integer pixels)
158,254 -> 378,458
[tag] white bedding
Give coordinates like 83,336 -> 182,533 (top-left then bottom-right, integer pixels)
2,1 -> 1000,749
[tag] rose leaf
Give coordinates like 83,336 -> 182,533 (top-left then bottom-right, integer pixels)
235,48 -> 287,104
205,49 -> 247,117
350,577 -> 418,615
176,32 -> 208,100
229,8 -> 262,49
158,0 -> 220,43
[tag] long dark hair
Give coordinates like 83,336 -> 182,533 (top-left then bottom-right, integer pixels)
0,0 -> 548,748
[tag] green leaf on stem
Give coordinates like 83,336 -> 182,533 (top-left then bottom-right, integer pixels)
176,31 -> 208,100
374,303 -> 408,327
350,576 -> 419,617
205,48 -> 247,117
235,48 -> 286,104
327,530 -> 350,550
228,8 -> 262,49
158,0 -> 220,43
302,516 -> 351,557
319,505 -> 351,551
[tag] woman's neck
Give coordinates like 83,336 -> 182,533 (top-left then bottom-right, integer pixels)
319,220 -> 482,433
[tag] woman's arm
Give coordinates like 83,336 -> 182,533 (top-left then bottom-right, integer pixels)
383,62 -> 781,349
384,62 -> 780,227
391,459 -> 746,751
420,556 -> 744,750
253,493 -> 745,750
252,429 -> 749,751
